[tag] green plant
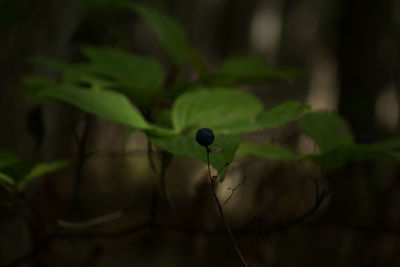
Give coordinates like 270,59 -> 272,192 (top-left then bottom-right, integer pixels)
5,2 -> 400,267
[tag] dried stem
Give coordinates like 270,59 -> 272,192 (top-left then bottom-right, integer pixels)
206,147 -> 249,267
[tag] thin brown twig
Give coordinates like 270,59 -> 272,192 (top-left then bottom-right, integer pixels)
223,176 -> 247,206
206,148 -> 249,267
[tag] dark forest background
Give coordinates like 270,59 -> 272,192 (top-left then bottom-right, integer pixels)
0,0 -> 400,266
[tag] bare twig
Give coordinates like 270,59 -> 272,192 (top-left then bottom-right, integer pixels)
223,176 -> 247,206
206,148 -> 249,267
215,162 -> 229,180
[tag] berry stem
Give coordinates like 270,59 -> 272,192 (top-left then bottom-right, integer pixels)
206,148 -> 249,267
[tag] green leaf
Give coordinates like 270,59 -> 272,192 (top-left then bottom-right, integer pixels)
150,133 -> 241,180
215,101 -> 310,134
222,56 -> 266,75
299,112 -> 354,153
257,101 -> 311,129
236,142 -> 297,160
82,46 -> 165,101
20,75 -> 57,97
171,88 -> 263,133
203,56 -> 301,86
30,57 -> 114,88
129,3 -> 207,73
38,85 -> 150,129
18,160 -> 68,189
0,159 -> 36,184
144,125 -> 179,139
0,149 -> 20,169
0,172 -> 15,187
308,137 -> 400,170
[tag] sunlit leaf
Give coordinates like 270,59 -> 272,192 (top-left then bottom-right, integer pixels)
38,85 -> 150,129
150,133 -> 241,180
171,88 -> 263,133
236,142 -> 297,160
300,112 -> 354,153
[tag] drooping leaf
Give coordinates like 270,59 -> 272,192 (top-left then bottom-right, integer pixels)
236,142 -> 297,160
171,88 -> 263,133
0,172 -> 15,187
0,149 -> 20,169
38,86 -> 150,129
129,3 -> 207,73
18,160 -> 69,189
300,112 -> 354,153
150,133 -> 241,180
0,159 -> 37,184
309,137 -> 400,170
20,75 -> 57,97
82,46 -> 165,100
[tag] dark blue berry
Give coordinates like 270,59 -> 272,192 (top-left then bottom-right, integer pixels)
196,128 -> 215,147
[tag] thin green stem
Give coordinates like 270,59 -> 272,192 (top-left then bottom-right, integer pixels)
206,147 -> 249,267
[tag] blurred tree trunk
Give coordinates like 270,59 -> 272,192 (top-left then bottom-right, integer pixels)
336,0 -> 397,141
0,0 -> 82,158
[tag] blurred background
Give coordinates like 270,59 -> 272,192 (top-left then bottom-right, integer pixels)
0,0 -> 400,266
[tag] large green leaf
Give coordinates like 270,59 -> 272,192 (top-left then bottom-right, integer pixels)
299,112 -> 354,153
150,133 -> 241,180
171,88 -> 263,133
38,86 -> 150,129
82,46 -> 165,100
129,3 -> 207,73
236,142 -> 297,160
